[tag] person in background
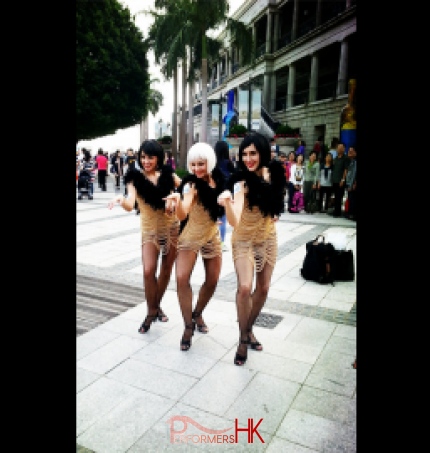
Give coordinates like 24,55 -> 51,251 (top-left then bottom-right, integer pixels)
317,152 -> 334,212
269,137 -> 280,157
303,150 -> 320,212
331,142 -> 350,217
328,137 -> 339,159
163,143 -> 226,351
312,135 -> 323,161
345,146 -> 357,221
111,150 -> 124,191
95,148 -> 108,191
108,140 -> 182,334
217,132 -> 286,366
79,148 -> 96,200
165,151 -> 176,170
124,148 -> 137,196
214,140 -> 235,252
285,151 -> 296,210
295,139 -> 305,158
288,153 -> 304,212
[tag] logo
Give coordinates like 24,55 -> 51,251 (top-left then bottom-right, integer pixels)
166,416 -> 264,444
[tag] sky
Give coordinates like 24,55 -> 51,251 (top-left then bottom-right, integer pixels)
77,0 -> 243,153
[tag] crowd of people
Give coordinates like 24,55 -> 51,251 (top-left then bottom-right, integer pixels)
271,136 -> 357,220
77,132 -> 356,367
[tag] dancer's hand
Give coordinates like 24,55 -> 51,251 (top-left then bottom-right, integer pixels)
261,166 -> 270,182
108,195 -> 124,210
217,190 -> 233,206
163,192 -> 180,214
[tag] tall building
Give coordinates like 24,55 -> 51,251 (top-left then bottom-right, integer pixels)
190,0 -> 357,153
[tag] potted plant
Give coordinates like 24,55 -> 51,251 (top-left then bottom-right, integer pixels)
274,124 -> 299,146
157,135 -> 172,150
226,124 -> 248,147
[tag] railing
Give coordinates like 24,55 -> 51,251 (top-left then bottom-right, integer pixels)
232,63 -> 240,75
293,90 -> 308,106
277,31 -> 292,49
261,106 -> 281,134
316,81 -> 337,101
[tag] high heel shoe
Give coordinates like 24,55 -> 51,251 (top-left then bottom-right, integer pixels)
234,337 -> 250,366
180,322 -> 196,351
192,310 -> 208,334
247,328 -> 263,351
156,307 -> 169,322
137,313 -> 158,334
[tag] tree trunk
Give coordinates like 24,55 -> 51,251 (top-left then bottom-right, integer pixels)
187,47 -> 194,151
172,66 -> 178,163
201,57 -> 208,143
179,55 -> 187,169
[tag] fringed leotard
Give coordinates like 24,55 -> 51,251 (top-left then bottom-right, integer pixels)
228,160 -> 286,273
176,168 -> 226,259
124,165 -> 179,255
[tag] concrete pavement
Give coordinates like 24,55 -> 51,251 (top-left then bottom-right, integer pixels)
77,175 -> 356,453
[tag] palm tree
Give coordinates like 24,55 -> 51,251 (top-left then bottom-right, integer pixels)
148,0 -> 254,144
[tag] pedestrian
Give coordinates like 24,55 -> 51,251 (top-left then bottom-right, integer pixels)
111,150 -> 124,190
317,152 -> 334,212
295,139 -> 305,158
269,137 -> 280,157
303,150 -> 320,212
217,132 -> 286,366
163,142 -> 226,351
95,148 -> 108,191
107,139 -> 182,333
285,151 -> 296,210
214,140 -> 235,252
79,148 -> 96,200
331,142 -> 349,217
345,146 -> 357,221
165,151 -> 176,170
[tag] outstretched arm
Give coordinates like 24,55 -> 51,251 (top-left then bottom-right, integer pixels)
108,183 -> 136,211
217,181 -> 245,228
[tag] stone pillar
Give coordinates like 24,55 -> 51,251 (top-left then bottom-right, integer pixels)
273,11 -> 280,52
309,53 -> 319,102
316,0 -> 322,27
263,71 -> 271,109
217,60 -> 221,86
336,39 -> 349,96
227,48 -> 231,78
292,0 -> 299,41
265,10 -> 273,54
270,71 -> 276,112
287,64 -> 296,108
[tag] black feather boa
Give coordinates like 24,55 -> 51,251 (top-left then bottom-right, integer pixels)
124,165 -> 175,211
226,160 -> 286,217
177,166 -> 226,222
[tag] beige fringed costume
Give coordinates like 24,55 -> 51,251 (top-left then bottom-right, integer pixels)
136,198 -> 179,255
178,201 -> 222,259
231,197 -> 277,273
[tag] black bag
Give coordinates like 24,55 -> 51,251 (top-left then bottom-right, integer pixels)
300,235 -> 335,284
306,189 -> 319,213
332,249 -> 355,281
110,165 -> 115,174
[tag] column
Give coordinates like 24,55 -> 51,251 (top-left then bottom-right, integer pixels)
316,0 -> 322,27
287,64 -> 296,108
292,0 -> 299,41
309,53 -> 318,102
263,72 -> 271,109
217,60 -> 221,86
336,39 -> 348,96
273,11 -> 279,52
227,48 -> 232,78
269,71 -> 276,111
265,11 -> 273,54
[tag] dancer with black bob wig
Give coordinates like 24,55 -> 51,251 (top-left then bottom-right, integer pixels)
217,132 -> 286,366
108,139 -> 181,333
163,142 -> 226,351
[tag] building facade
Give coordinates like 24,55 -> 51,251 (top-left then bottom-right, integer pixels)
189,0 -> 357,154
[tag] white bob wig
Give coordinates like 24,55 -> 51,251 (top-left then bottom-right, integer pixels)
186,142 -> 216,174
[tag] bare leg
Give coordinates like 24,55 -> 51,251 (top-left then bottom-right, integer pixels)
175,250 -> 198,350
233,256 -> 254,365
139,242 -> 161,333
247,262 -> 274,349
193,254 -> 222,333
155,243 -> 177,321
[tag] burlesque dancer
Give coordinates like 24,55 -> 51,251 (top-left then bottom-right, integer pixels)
163,142 -> 226,351
108,139 -> 181,333
217,132 -> 286,366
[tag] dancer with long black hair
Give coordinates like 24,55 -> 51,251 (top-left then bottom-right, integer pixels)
217,132 -> 286,366
108,139 -> 181,334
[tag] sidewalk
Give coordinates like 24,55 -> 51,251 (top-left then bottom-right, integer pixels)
77,179 -> 356,453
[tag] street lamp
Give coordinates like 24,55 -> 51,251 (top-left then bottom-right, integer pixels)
158,118 -> 163,139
